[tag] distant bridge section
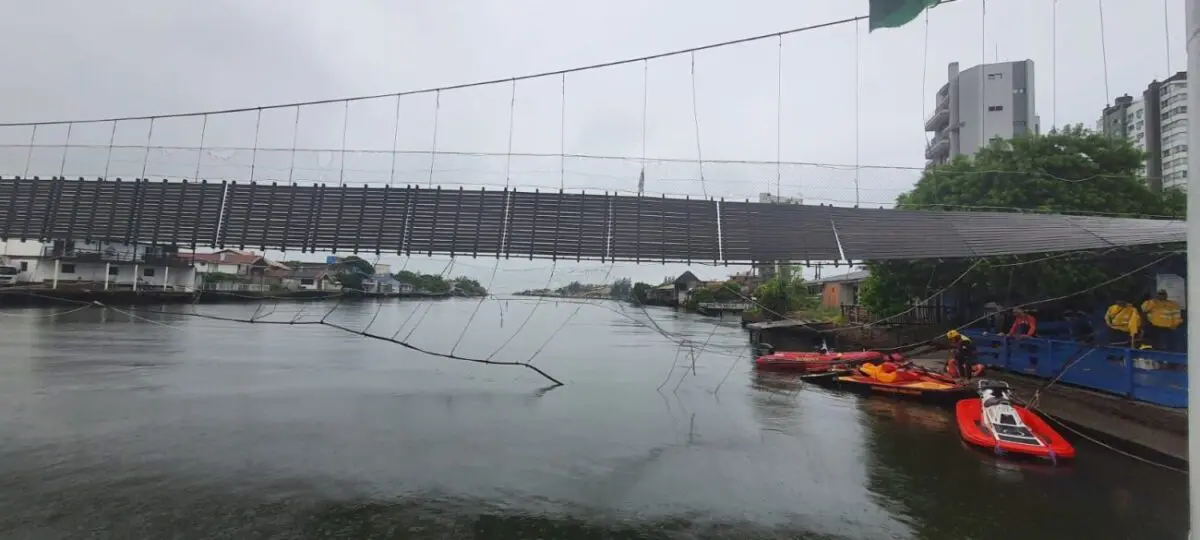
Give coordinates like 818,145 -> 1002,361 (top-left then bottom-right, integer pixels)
0,177 -> 1185,263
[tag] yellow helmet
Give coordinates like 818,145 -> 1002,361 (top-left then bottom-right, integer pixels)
945,329 -> 961,340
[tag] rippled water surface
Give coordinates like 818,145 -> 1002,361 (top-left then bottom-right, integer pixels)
0,298 -> 1186,539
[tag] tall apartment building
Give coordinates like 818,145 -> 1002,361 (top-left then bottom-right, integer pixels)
1098,71 -> 1188,191
924,60 -> 1039,167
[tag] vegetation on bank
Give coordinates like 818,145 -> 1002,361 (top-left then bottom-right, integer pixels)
858,126 -> 1184,318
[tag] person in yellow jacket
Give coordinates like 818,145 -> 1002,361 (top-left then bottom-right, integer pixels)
1105,300 -> 1141,347
1140,290 -> 1183,350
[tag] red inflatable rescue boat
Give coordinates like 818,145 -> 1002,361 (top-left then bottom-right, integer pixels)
754,350 -> 887,373
956,380 -> 1075,462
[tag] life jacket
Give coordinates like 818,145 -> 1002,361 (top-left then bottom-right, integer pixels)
1009,313 -> 1036,337
945,358 -> 985,378
1141,299 -> 1183,330
1105,304 -> 1140,333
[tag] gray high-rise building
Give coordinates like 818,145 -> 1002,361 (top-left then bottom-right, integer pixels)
1097,71 -> 1187,192
924,60 -> 1039,167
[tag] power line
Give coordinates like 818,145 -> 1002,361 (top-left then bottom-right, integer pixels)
0,4 -> 957,128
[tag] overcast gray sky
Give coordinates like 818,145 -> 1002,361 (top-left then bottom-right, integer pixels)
0,0 -> 1186,290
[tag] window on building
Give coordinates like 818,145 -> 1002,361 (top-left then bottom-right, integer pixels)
1013,88 -> 1025,94
988,73 -> 1003,80
988,105 -> 1004,112
300,278 -> 314,286
1137,109 -> 1144,119
143,268 -> 155,277
108,266 -> 119,276
61,264 -> 75,274
18,261 -> 27,271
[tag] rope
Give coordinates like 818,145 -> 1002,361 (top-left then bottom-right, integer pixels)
854,17 -> 861,206
560,73 -> 567,191
388,95 -> 402,187
427,90 -> 440,188
450,79 -> 518,356
485,262 -> 557,361
21,125 -> 36,178
0,7 -> 961,128
688,52 -> 707,199
194,114 -> 209,182
1097,0 -> 1111,104
337,102 -> 349,187
775,35 -> 784,198
249,108 -> 263,183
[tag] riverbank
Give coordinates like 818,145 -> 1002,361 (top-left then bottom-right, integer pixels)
0,288 -> 466,307
909,353 -> 1187,467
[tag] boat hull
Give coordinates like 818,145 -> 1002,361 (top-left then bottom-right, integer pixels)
955,398 -> 1076,461
754,351 -> 885,373
831,375 -> 973,404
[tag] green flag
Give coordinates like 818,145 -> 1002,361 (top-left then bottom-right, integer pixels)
869,0 -> 940,31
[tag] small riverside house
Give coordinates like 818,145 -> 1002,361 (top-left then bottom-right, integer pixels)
806,269 -> 871,309
0,238 -> 197,291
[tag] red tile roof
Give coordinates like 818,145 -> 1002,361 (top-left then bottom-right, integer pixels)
179,249 -> 265,266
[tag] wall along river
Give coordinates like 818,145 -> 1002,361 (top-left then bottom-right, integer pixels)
0,299 -> 1186,539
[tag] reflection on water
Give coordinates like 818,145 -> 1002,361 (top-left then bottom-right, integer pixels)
0,300 -> 1187,539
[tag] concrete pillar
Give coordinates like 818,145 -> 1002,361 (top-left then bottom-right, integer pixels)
163,267 -> 169,291
1186,0 -> 1200,532
51,259 -> 59,290
103,263 -> 110,290
132,264 -> 139,291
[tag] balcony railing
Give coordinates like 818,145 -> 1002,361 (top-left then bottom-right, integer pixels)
924,133 -> 950,159
41,246 -> 187,265
924,104 -> 950,131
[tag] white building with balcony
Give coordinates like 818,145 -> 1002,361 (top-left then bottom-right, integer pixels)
1098,71 -> 1188,191
0,239 -> 197,290
925,60 -> 1039,167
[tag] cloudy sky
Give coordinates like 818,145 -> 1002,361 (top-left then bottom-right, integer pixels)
0,0 -> 1187,290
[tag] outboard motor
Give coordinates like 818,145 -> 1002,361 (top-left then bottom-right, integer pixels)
755,342 -> 776,356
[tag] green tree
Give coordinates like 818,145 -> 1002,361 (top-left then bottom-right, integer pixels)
684,287 -> 715,310
609,278 -> 632,299
754,275 -> 815,319
453,276 -> 487,296
631,282 -> 651,304
393,270 -> 452,293
713,281 -> 742,302
331,256 -> 375,290
860,126 -> 1181,317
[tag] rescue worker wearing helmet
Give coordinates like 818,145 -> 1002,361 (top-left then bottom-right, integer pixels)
1140,290 -> 1183,351
1104,300 -> 1142,348
945,330 -> 978,383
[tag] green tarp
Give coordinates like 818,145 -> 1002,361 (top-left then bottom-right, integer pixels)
869,0 -> 940,31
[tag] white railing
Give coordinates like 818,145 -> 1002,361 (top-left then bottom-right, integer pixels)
698,302 -> 751,310
203,282 -> 271,292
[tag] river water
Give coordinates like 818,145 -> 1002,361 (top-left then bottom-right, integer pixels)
0,298 -> 1186,539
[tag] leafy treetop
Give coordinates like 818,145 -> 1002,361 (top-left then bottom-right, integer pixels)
858,126 -> 1182,317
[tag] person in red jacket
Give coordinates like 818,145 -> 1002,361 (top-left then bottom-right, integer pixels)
1008,308 -> 1036,338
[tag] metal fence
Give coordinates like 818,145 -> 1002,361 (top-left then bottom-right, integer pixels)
840,304 -> 967,326
963,330 -> 1187,408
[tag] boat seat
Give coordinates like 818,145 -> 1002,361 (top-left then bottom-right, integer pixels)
982,396 -> 1011,409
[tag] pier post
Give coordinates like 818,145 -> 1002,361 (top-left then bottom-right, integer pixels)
132,264 -> 139,291
103,263 -> 110,290
163,266 -> 169,291
1186,0 -> 1199,532
51,260 -> 59,289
